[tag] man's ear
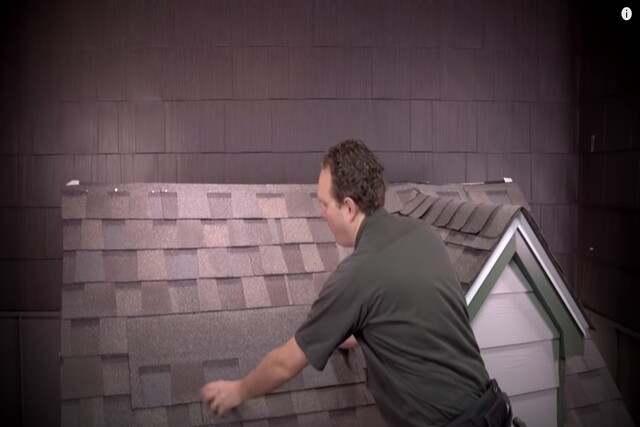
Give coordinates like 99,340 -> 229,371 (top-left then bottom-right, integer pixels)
343,197 -> 359,220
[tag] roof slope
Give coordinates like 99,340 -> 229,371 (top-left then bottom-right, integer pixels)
60,181 -> 632,427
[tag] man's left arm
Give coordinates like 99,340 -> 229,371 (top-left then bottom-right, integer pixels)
201,336 -> 309,416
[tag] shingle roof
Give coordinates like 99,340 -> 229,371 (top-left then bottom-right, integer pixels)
61,181 -> 631,427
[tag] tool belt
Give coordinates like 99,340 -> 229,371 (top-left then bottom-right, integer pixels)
447,379 -> 513,427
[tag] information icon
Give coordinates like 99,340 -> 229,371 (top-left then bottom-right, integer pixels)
622,7 -> 632,21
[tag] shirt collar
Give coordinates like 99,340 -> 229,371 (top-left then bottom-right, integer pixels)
354,207 -> 388,249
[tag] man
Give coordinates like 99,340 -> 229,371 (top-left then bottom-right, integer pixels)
201,140 -> 512,426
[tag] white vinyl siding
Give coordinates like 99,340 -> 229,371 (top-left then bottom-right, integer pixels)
471,261 -> 560,427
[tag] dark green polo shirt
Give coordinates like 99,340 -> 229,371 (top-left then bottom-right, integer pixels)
295,208 -> 489,426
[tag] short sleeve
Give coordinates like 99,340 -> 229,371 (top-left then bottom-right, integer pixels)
294,266 -> 365,370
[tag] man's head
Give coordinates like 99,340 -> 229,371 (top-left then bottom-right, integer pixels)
317,140 -> 386,247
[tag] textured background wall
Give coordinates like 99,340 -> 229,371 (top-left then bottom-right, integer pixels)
576,1 -> 639,424
0,0 -> 589,425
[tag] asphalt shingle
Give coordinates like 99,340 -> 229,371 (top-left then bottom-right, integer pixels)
257,193 -> 288,218
409,195 -> 437,219
282,245 -> 306,274
162,191 -> 179,219
284,192 -> 317,218
81,220 -> 104,249
103,220 -> 126,250
169,280 -> 200,313
299,244 -> 324,272
242,277 -> 271,308
286,274 -> 318,305
99,317 -> 127,355
197,278 -> 222,311
141,282 -> 173,315
70,319 -> 100,356
445,201 -> 478,231
260,246 -> 288,275
140,365 -> 172,407
217,278 -> 247,310
281,219 -> 313,243
84,283 -> 117,318
171,361 -> 204,404
62,189 -> 88,219
103,356 -> 131,396
138,250 -> 168,281
115,282 -> 142,317
104,250 -> 138,282
165,249 -> 199,280
461,203 -> 500,234
177,220 -> 204,248
208,192 -> 233,219
400,193 -> 427,216
198,248 -> 233,278
265,276 -> 290,307
202,220 -> 231,247
61,356 -> 104,399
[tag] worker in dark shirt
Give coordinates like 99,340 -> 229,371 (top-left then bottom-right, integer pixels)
202,140 -> 513,426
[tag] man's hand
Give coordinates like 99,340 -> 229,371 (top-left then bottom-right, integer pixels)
201,380 -> 246,417
200,337 -> 308,417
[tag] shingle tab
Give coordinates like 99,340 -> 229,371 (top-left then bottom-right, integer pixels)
281,219 -> 313,243
197,279 -> 222,311
103,356 -> 130,396
285,192 -> 317,218
84,283 -> 117,317
103,220 -> 125,250
138,250 -> 167,281
265,393 -> 294,418
480,205 -> 521,238
61,356 -> 104,399
207,192 -> 233,219
316,244 -> 339,272
422,197 -> 454,225
446,201 -> 478,231
104,396 -> 136,427
383,188 -> 403,214
171,362 -> 204,404
217,278 -> 247,310
300,244 -> 324,272
286,274 -> 318,305
232,192 -> 262,218
433,199 -> 464,227
177,220 -> 204,248
62,189 -> 88,220
99,317 -> 127,355
202,220 -> 230,247
265,276 -> 290,307
116,282 -> 142,316
140,365 -> 172,407
104,251 -> 138,282
400,193 -> 427,216
162,191 -> 179,219
198,248 -> 232,278
307,218 -> 333,243
75,251 -> 105,282
260,246 -> 288,275
167,405 -> 191,427
141,281 -> 172,315
166,249 -> 199,280
81,220 -> 104,249
242,277 -> 271,308
228,247 -> 254,277
229,219 -> 272,246
461,203 -> 500,234
70,319 -> 100,356
169,280 -> 199,313
257,193 -> 288,218
409,195 -> 437,219
282,245 -> 306,274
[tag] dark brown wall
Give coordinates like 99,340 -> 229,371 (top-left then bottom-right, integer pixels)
0,0 -> 580,425
576,0 -> 640,423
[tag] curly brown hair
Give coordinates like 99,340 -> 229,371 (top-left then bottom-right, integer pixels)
321,140 -> 386,215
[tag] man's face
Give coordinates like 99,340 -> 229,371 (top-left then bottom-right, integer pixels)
317,167 -> 351,247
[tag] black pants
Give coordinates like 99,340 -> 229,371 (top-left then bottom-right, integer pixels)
447,379 -> 512,427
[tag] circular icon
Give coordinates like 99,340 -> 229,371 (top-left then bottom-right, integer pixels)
622,7 -> 632,21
